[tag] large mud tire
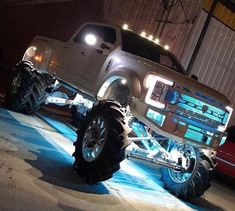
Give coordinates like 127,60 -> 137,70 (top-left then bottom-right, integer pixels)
73,100 -> 130,183
5,61 -> 47,114
161,146 -> 212,200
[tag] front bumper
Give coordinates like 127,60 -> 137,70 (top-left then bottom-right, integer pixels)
130,98 -> 227,149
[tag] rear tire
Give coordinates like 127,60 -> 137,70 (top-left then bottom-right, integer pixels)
5,61 -> 48,114
73,100 -> 130,183
160,145 -> 212,200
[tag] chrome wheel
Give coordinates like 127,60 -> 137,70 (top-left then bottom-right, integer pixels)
82,116 -> 107,162
168,145 -> 197,183
161,141 -> 212,199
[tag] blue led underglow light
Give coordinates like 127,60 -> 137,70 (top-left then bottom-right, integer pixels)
176,115 -> 218,133
146,109 -> 166,127
185,129 -> 204,142
184,125 -> 213,145
131,122 -> 151,150
185,129 -> 203,142
178,121 -> 186,126
188,125 -> 201,132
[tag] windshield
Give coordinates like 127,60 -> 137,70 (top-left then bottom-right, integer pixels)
121,30 -> 186,75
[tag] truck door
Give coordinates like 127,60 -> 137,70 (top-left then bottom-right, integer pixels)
58,24 -> 118,95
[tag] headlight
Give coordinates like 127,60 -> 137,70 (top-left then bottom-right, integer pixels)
145,74 -> 174,109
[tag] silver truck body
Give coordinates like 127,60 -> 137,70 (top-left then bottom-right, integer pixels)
22,22 -> 233,149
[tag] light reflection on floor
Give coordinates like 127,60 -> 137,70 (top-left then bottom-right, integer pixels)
0,108 -> 194,210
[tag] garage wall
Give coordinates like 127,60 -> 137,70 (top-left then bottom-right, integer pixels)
183,1 -> 235,125
190,12 -> 235,104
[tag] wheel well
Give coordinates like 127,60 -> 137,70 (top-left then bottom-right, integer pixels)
97,77 -> 130,106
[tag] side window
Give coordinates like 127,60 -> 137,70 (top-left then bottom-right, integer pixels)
74,24 -> 116,44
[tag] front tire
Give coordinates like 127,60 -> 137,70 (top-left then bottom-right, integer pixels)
73,100 -> 130,183
5,61 -> 48,114
161,145 -> 212,200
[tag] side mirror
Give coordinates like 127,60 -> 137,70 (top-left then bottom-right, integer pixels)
191,74 -> 198,81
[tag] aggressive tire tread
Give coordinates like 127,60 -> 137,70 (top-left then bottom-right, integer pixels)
5,61 -> 47,114
73,100 -> 130,183
161,154 -> 212,200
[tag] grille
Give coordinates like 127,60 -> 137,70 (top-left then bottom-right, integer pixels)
165,89 -> 229,128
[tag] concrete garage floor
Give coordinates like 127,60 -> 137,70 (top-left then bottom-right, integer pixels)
0,105 -> 234,211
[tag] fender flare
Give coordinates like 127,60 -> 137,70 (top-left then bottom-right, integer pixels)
97,69 -> 142,101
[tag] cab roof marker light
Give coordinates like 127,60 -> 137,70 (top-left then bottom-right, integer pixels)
122,24 -> 129,30
164,45 -> 169,50
148,35 -> 153,40
140,31 -> 146,37
154,38 -> 160,44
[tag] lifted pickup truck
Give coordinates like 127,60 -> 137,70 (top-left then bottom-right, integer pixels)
5,22 -> 233,200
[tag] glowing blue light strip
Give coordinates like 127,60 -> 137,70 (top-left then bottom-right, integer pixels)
180,94 -> 230,126
146,109 -> 166,127
176,115 -> 218,133
131,122 -> 151,150
185,129 -> 204,143
181,94 -> 226,116
177,99 -> 224,124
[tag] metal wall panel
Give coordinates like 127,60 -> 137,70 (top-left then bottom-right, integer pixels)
180,10 -> 208,69
190,11 -> 235,108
